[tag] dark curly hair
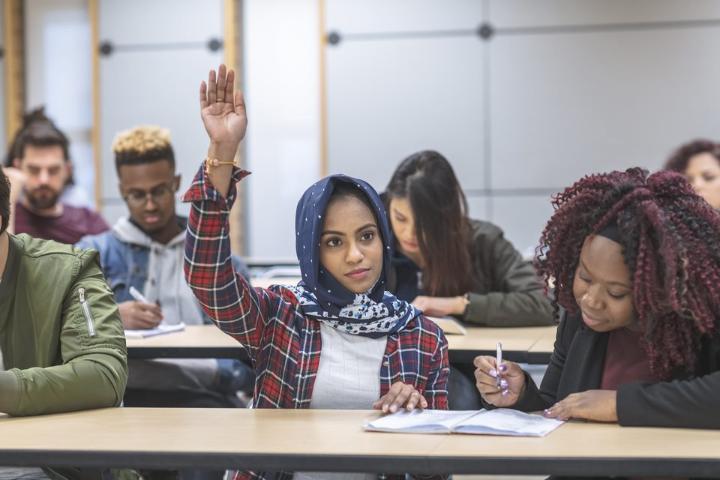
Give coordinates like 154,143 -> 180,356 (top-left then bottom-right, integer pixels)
664,139 -> 720,173
535,168 -> 720,379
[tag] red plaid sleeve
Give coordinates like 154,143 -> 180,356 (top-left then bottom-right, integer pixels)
183,164 -> 297,361
424,332 -> 449,409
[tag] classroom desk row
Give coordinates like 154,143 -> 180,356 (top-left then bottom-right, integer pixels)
126,324 -> 558,364
2,408 -> 719,478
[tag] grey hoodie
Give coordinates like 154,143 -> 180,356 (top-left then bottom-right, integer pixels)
112,218 -> 218,392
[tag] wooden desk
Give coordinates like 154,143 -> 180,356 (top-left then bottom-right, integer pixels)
527,328 -> 558,364
1,408 -> 718,478
446,326 -> 555,363
126,325 -> 557,364
126,325 -> 243,360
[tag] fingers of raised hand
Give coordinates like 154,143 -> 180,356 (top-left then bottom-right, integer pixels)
216,64 -> 227,102
199,80 -> 208,109
225,68 -> 235,103
207,69 -> 217,104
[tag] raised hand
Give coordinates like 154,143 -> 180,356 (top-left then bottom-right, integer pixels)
200,64 -> 247,156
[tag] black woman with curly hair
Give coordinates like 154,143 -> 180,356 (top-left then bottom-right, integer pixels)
474,168 -> 720,429
664,138 -> 720,210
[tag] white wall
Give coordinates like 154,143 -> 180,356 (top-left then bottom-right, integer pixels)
24,0 -> 93,205
243,0 -> 320,259
97,0 -> 224,224
324,0 -> 720,254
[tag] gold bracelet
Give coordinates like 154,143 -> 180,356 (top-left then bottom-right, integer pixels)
205,157 -> 236,167
204,157 -> 236,178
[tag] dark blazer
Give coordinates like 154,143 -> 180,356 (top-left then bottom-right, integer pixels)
387,219 -> 554,327
514,311 -> 720,429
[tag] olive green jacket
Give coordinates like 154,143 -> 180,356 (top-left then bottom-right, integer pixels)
0,233 -> 127,416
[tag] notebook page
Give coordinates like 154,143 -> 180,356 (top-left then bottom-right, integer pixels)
453,408 -> 564,437
125,322 -> 186,338
364,410 -> 479,434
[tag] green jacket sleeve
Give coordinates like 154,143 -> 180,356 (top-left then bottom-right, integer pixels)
462,222 -> 555,327
0,250 -> 128,416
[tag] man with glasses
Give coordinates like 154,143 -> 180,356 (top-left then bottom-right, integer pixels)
78,126 -> 252,416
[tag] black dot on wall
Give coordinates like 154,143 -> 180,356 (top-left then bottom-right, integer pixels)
327,31 -> 342,46
208,38 -> 223,52
477,22 -> 495,41
99,41 -> 113,56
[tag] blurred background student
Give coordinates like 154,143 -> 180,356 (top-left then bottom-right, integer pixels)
4,108 -> 107,244
77,125 -> 253,413
664,139 -> 720,210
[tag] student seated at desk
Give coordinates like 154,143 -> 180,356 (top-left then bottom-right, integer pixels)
6,108 -> 108,244
78,126 -> 253,409
476,168 -> 720,431
0,166 -> 127,479
184,65 -> 449,480
383,151 -> 554,409
664,138 -> 720,210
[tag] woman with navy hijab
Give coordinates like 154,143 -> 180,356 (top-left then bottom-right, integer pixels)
183,65 -> 448,480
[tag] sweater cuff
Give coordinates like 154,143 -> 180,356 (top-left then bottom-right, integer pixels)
0,370 -> 20,415
616,382 -> 639,426
181,162 -> 250,210
463,292 -> 489,325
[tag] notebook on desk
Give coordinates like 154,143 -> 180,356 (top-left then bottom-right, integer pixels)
426,316 -> 467,335
125,322 -> 186,338
364,408 -> 564,437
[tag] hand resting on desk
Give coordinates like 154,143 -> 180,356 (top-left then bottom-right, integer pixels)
373,381 -> 428,413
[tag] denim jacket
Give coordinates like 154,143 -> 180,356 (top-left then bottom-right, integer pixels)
77,217 -> 252,395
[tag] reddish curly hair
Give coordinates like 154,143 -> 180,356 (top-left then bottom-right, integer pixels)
535,168 -> 720,378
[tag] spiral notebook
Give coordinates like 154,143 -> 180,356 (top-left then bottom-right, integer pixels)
364,408 -> 564,437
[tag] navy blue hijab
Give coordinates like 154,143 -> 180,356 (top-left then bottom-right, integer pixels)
287,174 -> 419,337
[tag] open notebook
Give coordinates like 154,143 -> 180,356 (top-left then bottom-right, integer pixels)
124,322 -> 186,338
364,409 -> 564,437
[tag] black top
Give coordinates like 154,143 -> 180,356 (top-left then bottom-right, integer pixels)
514,311 -> 720,429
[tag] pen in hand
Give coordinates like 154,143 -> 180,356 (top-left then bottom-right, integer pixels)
129,286 -> 151,304
496,341 -> 508,395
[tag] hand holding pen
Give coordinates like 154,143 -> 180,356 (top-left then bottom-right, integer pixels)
472,343 -> 526,408
118,286 -> 164,330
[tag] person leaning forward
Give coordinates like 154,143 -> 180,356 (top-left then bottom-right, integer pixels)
0,166 -> 128,480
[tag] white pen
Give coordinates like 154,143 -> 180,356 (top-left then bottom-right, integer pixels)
496,341 -> 503,388
129,286 -> 150,304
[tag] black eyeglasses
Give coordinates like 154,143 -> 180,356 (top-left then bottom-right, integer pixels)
123,182 -> 177,207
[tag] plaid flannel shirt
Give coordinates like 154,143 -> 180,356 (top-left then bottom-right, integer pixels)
183,165 -> 449,480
